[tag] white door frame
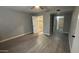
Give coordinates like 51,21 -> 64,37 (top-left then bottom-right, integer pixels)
32,15 -> 43,34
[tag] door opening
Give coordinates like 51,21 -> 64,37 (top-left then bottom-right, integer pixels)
56,16 -> 64,32
32,16 -> 43,34
53,16 -> 64,33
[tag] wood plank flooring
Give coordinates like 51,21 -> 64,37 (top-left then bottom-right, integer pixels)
0,33 -> 70,53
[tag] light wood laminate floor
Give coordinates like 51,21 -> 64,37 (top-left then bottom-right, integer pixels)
0,33 -> 70,53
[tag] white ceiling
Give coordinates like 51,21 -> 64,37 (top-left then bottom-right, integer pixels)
3,6 -> 75,13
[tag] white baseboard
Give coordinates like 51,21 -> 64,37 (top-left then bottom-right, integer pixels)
0,50 -> 8,53
62,32 -> 69,34
43,33 -> 50,36
0,32 -> 32,43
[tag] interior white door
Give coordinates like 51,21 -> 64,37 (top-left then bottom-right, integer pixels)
32,16 -> 38,33
70,7 -> 79,52
69,8 -> 78,50
32,16 -> 43,34
37,16 -> 43,33
71,14 -> 79,52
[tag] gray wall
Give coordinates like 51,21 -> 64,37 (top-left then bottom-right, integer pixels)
63,12 -> 72,33
43,13 -> 50,35
0,7 -> 32,41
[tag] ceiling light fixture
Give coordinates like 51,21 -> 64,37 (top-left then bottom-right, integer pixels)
31,6 -> 49,12
56,9 -> 61,14
31,6 -> 44,10
35,6 -> 40,9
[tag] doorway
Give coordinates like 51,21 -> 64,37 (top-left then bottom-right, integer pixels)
53,15 -> 64,33
56,16 -> 64,32
32,16 -> 43,34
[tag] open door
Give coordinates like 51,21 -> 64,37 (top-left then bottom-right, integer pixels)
32,16 -> 43,34
32,16 -> 38,33
69,7 -> 79,52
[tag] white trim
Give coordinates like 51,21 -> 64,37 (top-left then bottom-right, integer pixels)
62,32 -> 69,34
0,32 -> 32,43
0,50 -> 8,52
43,33 -> 50,36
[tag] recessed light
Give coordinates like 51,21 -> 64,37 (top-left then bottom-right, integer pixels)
35,6 -> 40,9
56,9 -> 60,11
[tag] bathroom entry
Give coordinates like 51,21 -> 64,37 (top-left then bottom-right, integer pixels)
53,16 -> 64,33
56,16 -> 64,32
32,16 -> 43,34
